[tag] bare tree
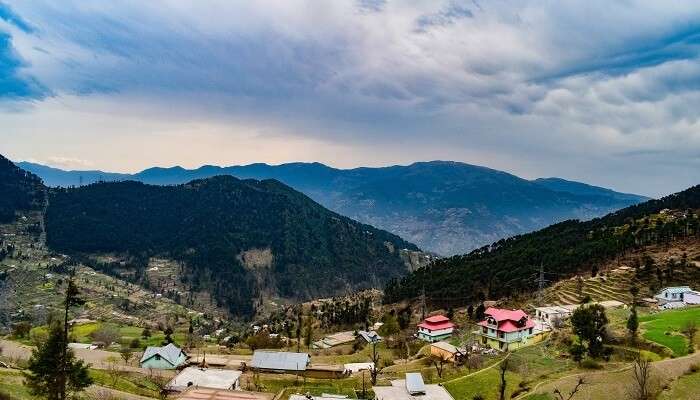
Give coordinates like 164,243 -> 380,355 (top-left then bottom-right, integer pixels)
498,357 -> 509,400
146,368 -> 170,400
628,355 -> 656,400
431,353 -> 450,378
369,341 -> 381,385
553,377 -> 587,400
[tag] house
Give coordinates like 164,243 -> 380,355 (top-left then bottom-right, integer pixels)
68,343 -> 98,351
343,362 -> 374,374
417,315 -> 455,342
357,330 -> 382,343
250,351 -> 310,373
534,306 -> 572,328
476,308 -> 537,351
140,343 -> 187,369
373,373 -> 453,400
312,331 -> 356,349
655,286 -> 693,309
430,341 -> 466,363
684,290 -> 700,305
177,388 -> 273,400
166,367 -> 242,392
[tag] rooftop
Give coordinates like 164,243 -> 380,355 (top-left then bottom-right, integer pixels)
177,388 -> 273,400
141,343 -> 184,365
251,351 -> 310,371
373,379 -> 454,400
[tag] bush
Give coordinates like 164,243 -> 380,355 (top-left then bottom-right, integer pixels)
11,321 -> 31,338
687,363 -> 700,374
581,359 -> 602,370
129,338 -> 141,349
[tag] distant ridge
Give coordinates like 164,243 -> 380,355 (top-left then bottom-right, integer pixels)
19,160 -> 650,255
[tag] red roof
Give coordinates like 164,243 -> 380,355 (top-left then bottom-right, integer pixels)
418,315 -> 454,331
478,308 -> 534,333
425,315 -> 449,323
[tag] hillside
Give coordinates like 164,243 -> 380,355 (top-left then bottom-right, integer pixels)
384,185 -> 700,308
44,176 -> 418,317
19,160 -> 649,255
0,156 -> 45,223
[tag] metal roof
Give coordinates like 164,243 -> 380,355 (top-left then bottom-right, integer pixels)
659,286 -> 692,294
251,351 -> 310,371
405,373 -> 426,395
140,343 -> 185,366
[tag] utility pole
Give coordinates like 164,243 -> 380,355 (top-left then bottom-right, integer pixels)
420,286 -> 427,321
536,264 -> 549,306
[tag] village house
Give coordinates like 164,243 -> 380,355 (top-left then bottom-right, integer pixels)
373,373 -> 453,400
533,305 -> 572,328
250,351 -> 310,374
357,330 -> 382,343
655,286 -> 700,309
166,367 -> 242,392
417,315 -> 455,342
140,343 -> 187,369
430,341 -> 466,364
477,307 -> 538,351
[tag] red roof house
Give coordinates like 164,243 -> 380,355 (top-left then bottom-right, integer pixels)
417,315 -> 455,342
477,308 -> 536,351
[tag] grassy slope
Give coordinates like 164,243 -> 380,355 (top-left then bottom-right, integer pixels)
639,307 -> 700,357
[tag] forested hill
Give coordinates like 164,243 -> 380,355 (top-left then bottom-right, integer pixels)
384,184 -> 700,308
0,155 -> 45,223
45,176 -> 418,317
20,160 -> 649,256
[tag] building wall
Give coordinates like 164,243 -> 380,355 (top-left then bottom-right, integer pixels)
141,357 -> 175,369
684,293 -> 700,305
418,331 -> 452,342
478,331 -> 547,351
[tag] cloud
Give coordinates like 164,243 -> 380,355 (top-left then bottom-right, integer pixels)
1,1 -> 700,197
45,156 -> 94,169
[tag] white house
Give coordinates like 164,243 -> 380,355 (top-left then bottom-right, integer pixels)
373,373 -> 453,400
534,306 -> 572,328
655,286 -> 700,309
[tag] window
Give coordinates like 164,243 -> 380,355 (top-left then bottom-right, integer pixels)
155,355 -> 161,360
529,328 -> 533,334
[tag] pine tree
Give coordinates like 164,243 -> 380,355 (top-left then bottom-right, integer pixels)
25,274 -> 92,400
627,307 -> 639,342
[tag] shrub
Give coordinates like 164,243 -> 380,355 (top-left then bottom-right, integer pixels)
687,363 -> 700,374
581,359 -> 602,370
129,338 -> 141,349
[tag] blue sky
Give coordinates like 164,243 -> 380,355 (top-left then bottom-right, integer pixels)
1,1 -> 700,197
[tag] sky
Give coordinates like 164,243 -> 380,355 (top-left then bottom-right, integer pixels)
1,1 -> 699,198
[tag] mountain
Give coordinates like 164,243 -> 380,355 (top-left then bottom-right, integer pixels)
0,156 -> 45,223
16,161 -> 129,187
533,177 -> 646,203
19,160 -> 649,255
383,184 -> 700,308
4,155 -> 421,317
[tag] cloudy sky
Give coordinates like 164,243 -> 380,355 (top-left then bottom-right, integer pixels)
1,1 -> 699,197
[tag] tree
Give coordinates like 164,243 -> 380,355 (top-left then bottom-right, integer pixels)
570,304 -> 608,357
629,286 -> 640,305
498,357 -> 509,400
681,321 -> 697,354
627,307 -> 639,342
25,323 -> 92,399
141,327 -> 152,339
369,341 -> 380,385
467,304 -> 474,320
569,342 -> 586,366
120,347 -> 134,365
162,326 -> 174,345
553,377 -> 587,400
304,319 -> 314,349
91,325 -> 120,346
431,353 -> 450,378
474,303 -> 486,322
628,355 -> 656,400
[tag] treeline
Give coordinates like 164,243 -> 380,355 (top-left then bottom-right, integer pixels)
385,185 -> 700,308
44,176 -> 416,317
0,155 -> 44,223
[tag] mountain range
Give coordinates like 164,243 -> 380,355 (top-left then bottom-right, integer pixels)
2,155 -> 418,317
385,183 -> 700,308
19,161 -> 650,255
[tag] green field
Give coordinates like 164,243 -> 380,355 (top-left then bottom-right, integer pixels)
0,369 -> 37,400
639,307 -> 700,357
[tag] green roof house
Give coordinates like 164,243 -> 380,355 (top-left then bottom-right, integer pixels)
140,343 -> 187,369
